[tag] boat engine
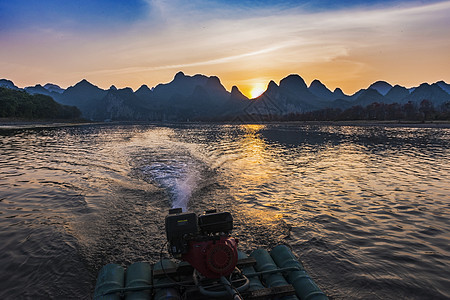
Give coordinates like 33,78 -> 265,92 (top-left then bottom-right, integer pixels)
165,208 -> 238,279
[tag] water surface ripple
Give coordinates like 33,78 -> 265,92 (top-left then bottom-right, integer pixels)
0,124 -> 449,299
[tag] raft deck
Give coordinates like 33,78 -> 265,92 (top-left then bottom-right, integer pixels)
94,245 -> 328,300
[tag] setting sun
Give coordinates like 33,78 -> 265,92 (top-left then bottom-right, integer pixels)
250,84 -> 266,99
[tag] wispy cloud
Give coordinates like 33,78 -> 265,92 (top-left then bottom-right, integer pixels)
122,1 -> 450,74
1,0 -> 449,93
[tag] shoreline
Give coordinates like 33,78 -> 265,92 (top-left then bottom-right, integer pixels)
0,118 -> 96,130
1,118 -> 449,130
279,120 -> 450,128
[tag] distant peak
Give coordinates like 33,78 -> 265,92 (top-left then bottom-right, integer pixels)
44,83 -> 60,88
231,85 -> 246,98
207,75 -> 221,85
193,74 -> 206,79
310,79 -> 323,86
43,83 -> 64,94
265,80 -> 279,95
268,80 -> 278,88
333,87 -> 347,97
283,74 -> 305,81
70,79 -> 103,91
418,82 -> 431,88
279,74 -> 307,89
119,87 -> 133,93
109,85 -> 117,90
231,86 -> 240,93
43,83 -> 60,89
174,71 -> 185,79
309,79 -> 331,90
368,81 -> 393,96
208,75 -> 220,82
137,84 -> 151,91
369,81 -> 392,87
0,79 -> 20,90
75,79 -> 94,87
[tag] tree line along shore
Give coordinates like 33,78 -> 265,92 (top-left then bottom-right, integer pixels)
0,87 -> 81,121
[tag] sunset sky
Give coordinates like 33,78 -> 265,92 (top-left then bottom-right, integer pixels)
1,0 -> 449,98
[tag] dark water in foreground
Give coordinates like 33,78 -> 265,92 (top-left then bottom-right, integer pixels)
0,123 -> 449,299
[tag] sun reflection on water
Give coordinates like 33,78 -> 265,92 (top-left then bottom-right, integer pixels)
234,124 -> 273,185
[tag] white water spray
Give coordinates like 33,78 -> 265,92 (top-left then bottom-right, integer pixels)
141,160 -> 199,211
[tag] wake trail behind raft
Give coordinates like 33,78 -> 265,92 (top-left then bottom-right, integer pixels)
139,158 -> 201,211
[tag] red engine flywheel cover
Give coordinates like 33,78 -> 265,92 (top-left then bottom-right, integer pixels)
206,243 -> 235,274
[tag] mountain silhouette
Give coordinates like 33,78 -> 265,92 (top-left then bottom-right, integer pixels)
403,83 -> 450,105
62,79 -> 107,104
368,81 -> 393,96
270,74 -> 322,112
436,81 -> 450,94
354,88 -> 385,107
43,83 -> 64,94
141,72 -> 230,120
152,71 -> 207,102
1,74 -> 449,121
333,88 -> 352,102
135,84 -> 153,101
243,81 -> 283,118
94,87 -> 157,121
309,79 -> 336,101
385,85 -> 410,104
25,84 -> 50,95
0,79 -> 21,90
224,85 -> 250,119
59,79 -> 108,119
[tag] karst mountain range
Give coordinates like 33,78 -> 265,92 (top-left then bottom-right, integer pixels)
1,72 -> 449,121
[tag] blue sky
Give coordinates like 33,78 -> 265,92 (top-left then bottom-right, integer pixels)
1,0 -> 449,96
0,0 -> 147,31
2,0 -> 444,33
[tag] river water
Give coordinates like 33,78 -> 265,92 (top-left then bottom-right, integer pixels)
0,123 -> 449,299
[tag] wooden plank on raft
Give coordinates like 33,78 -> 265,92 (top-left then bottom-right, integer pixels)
244,285 -> 297,299
153,258 -> 256,278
